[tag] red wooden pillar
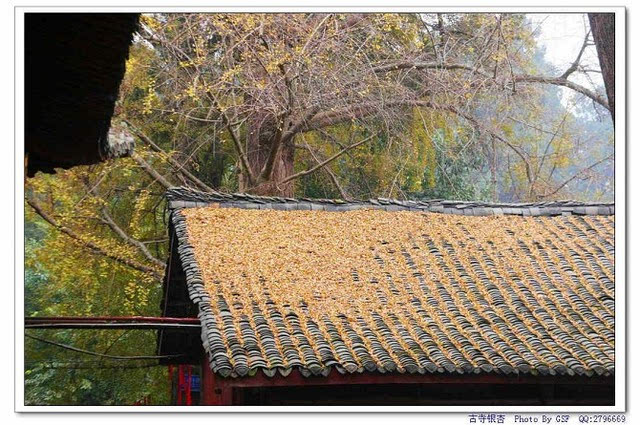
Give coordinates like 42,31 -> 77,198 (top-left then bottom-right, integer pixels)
177,365 -> 183,405
186,365 -> 192,406
201,356 -> 234,405
168,365 -> 174,402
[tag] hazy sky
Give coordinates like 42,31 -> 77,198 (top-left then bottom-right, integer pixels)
527,13 -> 604,106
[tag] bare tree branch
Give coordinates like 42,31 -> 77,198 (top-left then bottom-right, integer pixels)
100,208 -> 166,268
300,136 -> 351,200
537,154 -> 613,199
277,132 -> 379,186
139,13 -> 612,199
513,74 -> 608,110
372,61 -> 610,111
80,178 -> 168,269
560,29 -> 592,80
131,152 -> 174,190
535,114 -> 569,183
26,197 -> 164,280
412,101 -> 536,184
123,120 -> 213,192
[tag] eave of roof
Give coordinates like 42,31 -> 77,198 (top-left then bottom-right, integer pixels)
165,187 -> 615,380
25,13 -> 139,176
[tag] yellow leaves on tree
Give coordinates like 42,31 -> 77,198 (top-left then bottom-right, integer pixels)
25,160 -> 168,317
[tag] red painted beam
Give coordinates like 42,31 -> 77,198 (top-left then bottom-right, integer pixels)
25,316 -> 201,330
199,358 -> 612,406
177,365 -> 184,405
26,316 -> 200,323
186,365 -> 192,406
200,353 -> 614,406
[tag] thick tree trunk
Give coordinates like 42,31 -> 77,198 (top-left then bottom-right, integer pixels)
243,113 -> 295,197
588,13 -> 615,123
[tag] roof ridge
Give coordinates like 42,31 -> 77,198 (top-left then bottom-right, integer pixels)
165,186 -> 614,217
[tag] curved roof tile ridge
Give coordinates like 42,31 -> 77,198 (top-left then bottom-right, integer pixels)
165,186 -> 614,216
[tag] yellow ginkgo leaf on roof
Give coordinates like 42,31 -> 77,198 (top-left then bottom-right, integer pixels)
180,205 -> 614,373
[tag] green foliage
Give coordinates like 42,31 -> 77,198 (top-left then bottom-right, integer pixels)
25,331 -> 169,406
415,128 -> 491,201
25,162 -> 169,405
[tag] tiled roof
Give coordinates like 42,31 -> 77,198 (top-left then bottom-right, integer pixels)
167,187 -> 615,379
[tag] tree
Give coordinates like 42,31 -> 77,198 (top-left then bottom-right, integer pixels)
588,13 -> 615,122
134,13 -> 609,197
24,191 -> 169,405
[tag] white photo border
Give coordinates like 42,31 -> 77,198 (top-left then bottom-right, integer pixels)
13,3 -> 626,414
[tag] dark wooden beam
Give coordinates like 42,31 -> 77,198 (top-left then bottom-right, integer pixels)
219,369 -> 612,388
200,358 -> 613,405
25,316 -> 201,330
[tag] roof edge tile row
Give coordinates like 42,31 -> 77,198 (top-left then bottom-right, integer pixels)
166,187 -> 614,217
